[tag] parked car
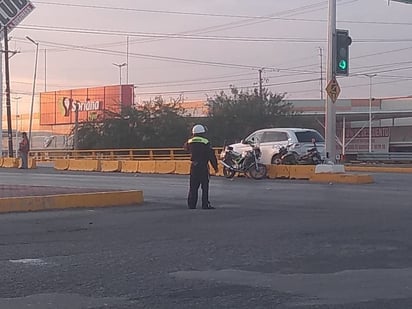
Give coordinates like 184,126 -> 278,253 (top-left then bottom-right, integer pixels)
221,128 -> 325,165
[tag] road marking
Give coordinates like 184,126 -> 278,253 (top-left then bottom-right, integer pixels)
9,259 -> 48,266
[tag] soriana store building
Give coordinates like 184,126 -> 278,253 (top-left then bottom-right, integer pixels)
39,84 -> 134,134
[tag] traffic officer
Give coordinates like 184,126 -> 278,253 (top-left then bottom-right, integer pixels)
185,124 -> 218,209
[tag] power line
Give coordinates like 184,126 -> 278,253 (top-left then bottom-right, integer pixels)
17,25 -> 325,43
35,0 -> 411,28
16,24 -> 412,44
135,78 -> 320,96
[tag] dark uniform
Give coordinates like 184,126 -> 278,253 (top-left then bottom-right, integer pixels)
185,135 -> 218,209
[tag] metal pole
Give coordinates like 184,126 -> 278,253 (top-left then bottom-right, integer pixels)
367,74 -> 377,153
73,103 -> 79,150
4,27 -> 13,157
319,47 -> 324,101
26,36 -> 39,148
126,36 -> 129,85
113,63 -> 126,105
258,69 -> 263,98
369,77 -> 372,153
342,116 -> 346,157
325,0 -> 337,162
44,48 -> 47,92
14,97 -> 20,157
0,42 -> 3,157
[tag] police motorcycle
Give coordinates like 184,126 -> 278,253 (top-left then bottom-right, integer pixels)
219,140 -> 267,180
274,139 -> 322,165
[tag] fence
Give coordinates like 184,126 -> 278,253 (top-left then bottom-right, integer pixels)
30,148 -> 222,162
357,152 -> 412,163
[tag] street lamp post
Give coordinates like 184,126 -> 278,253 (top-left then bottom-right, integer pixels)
113,62 -> 127,105
365,74 -> 377,153
26,36 -> 39,148
113,62 -> 126,86
14,96 -> 21,157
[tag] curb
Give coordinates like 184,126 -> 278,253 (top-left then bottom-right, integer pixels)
345,166 -> 412,174
310,173 -> 374,184
0,190 -> 144,213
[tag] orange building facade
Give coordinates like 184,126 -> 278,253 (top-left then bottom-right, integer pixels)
39,84 -> 134,134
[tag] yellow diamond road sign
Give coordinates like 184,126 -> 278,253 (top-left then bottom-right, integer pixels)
326,78 -> 341,103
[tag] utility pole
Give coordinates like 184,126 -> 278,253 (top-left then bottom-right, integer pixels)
73,103 -> 79,150
26,36 -> 39,148
365,74 -> 377,153
319,47 -> 324,101
113,62 -> 127,105
325,0 -> 337,162
14,96 -> 21,157
258,68 -> 263,98
0,41 -> 3,157
126,36 -> 129,85
44,48 -> 47,92
4,28 -> 13,158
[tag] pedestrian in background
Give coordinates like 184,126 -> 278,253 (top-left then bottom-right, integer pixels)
184,124 -> 218,209
18,132 -> 30,169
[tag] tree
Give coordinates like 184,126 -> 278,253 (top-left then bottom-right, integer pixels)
206,87 -> 297,146
75,97 -> 190,149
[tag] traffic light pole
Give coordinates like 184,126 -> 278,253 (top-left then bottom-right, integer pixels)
325,0 -> 337,162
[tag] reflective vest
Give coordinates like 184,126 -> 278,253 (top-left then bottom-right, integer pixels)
188,136 -> 209,144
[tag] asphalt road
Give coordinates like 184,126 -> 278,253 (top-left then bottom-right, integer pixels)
0,168 -> 411,308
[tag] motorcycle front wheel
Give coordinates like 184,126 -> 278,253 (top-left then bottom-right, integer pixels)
223,167 -> 236,179
248,163 -> 267,180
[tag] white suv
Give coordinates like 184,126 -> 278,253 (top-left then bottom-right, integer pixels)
225,128 -> 325,165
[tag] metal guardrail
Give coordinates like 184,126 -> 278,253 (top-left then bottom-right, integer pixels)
30,148 -> 223,162
357,152 -> 412,163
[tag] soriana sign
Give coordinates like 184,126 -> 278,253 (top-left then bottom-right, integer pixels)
40,85 -> 134,126
0,0 -> 35,39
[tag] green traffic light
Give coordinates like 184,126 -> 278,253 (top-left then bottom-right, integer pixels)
339,60 -> 347,70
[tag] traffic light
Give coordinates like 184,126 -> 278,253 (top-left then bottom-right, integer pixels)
335,29 -> 352,76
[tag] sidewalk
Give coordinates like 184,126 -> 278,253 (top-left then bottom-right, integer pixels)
0,184 -> 107,198
0,184 -> 144,214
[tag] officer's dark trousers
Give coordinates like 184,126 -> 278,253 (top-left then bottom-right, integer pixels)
187,164 -> 209,209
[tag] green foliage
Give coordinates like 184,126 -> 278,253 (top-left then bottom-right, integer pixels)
75,97 -> 189,149
74,87 -> 320,150
206,87 -> 296,145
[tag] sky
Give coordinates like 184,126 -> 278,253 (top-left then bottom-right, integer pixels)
5,0 -> 412,113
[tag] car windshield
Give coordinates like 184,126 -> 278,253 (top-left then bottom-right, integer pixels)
295,131 -> 324,143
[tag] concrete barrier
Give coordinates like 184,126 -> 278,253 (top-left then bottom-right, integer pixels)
28,158 -> 37,169
101,160 -> 122,172
68,159 -> 101,172
155,160 -> 176,174
289,165 -> 316,180
274,165 -> 290,179
310,173 -> 374,184
2,157 -> 19,168
138,161 -> 156,174
121,160 -> 139,173
54,159 -> 70,171
266,165 -> 278,179
175,160 -> 191,175
0,190 -> 144,213
212,163 -> 224,177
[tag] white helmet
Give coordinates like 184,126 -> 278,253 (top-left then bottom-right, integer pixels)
192,124 -> 206,134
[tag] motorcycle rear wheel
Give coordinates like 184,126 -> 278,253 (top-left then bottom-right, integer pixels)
223,167 -> 236,179
248,163 -> 267,180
